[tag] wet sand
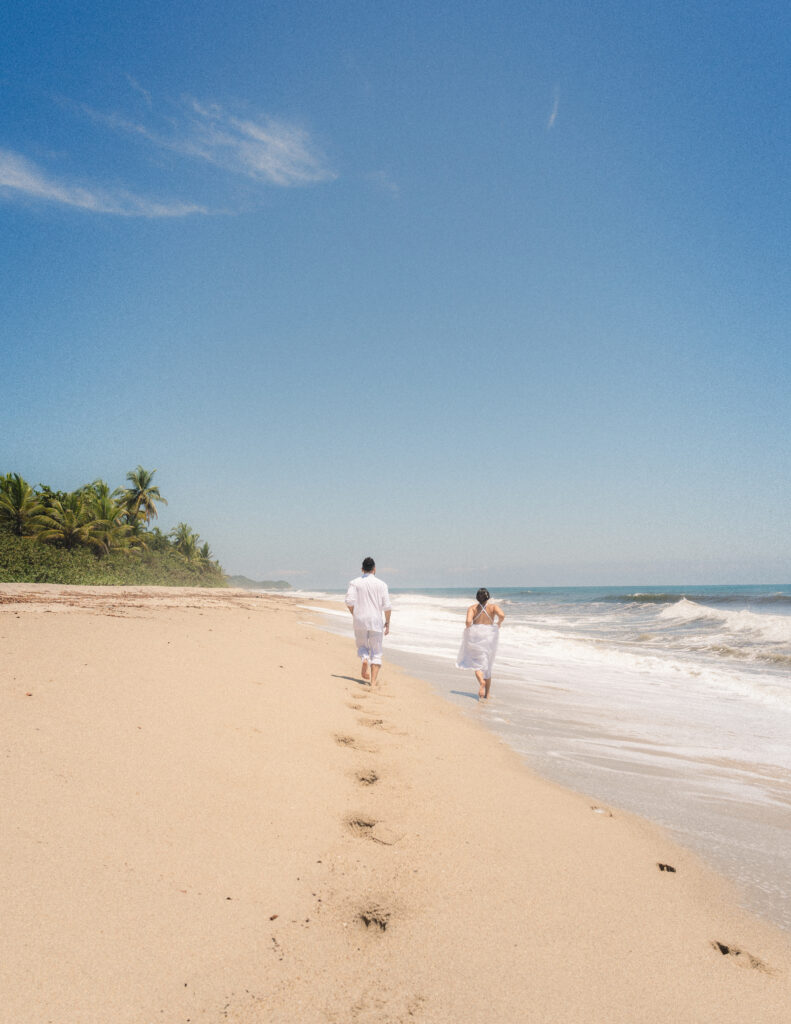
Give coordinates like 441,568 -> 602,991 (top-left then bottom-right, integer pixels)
377,640 -> 791,933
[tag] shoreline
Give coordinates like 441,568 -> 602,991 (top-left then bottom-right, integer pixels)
3,583 -> 790,1022
381,642 -> 791,935
303,592 -> 791,934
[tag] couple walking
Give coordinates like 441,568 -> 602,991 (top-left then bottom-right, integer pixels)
345,557 -> 505,700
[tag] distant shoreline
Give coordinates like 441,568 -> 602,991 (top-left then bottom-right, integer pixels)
225,574 -> 292,590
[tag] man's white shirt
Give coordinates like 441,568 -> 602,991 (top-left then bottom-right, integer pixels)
345,573 -> 391,631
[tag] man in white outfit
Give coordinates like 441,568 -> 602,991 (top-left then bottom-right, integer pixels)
345,556 -> 392,685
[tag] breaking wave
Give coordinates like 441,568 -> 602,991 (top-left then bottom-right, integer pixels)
658,598 -> 791,646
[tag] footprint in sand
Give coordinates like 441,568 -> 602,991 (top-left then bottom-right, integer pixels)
358,904 -> 391,932
711,941 -> 774,974
347,816 -> 377,837
346,815 -> 404,846
335,733 -> 378,754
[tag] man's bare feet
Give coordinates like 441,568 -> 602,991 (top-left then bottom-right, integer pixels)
361,661 -> 370,681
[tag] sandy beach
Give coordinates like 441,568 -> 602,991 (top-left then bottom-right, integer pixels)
2,584 -> 790,1023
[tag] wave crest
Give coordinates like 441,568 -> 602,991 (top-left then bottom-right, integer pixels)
604,591 -> 791,607
659,598 -> 791,645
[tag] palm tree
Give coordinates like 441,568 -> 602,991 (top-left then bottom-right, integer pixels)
198,541 -> 223,578
35,492 -> 104,551
86,479 -> 113,501
91,494 -> 145,555
115,466 -> 167,526
0,473 -> 45,536
170,522 -> 200,562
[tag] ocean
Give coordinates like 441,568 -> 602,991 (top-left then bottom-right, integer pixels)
297,584 -> 791,932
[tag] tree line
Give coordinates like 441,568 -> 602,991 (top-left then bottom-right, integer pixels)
0,466 -> 225,585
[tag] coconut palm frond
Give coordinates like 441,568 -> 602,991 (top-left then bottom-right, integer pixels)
117,466 -> 168,526
0,473 -> 45,536
170,521 -> 200,562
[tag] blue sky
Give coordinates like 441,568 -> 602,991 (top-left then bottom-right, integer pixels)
2,1 -> 789,587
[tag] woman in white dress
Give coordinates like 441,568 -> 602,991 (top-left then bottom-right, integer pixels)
456,588 -> 505,700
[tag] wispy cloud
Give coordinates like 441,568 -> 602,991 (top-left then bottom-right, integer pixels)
83,95 -> 336,188
0,148 -> 206,217
547,88 -> 560,130
1,84 -> 335,217
186,99 -> 336,186
125,74 -> 152,107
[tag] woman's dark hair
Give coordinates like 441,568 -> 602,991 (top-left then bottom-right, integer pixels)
362,556 -> 376,572
476,587 -> 490,606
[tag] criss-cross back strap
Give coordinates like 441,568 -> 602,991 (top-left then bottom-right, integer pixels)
472,602 -> 493,624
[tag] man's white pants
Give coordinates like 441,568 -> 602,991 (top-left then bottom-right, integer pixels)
354,626 -> 384,665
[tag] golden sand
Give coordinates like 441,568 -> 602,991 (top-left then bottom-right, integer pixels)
2,584 -> 789,1022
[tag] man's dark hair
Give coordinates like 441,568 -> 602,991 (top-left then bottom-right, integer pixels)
362,556 -> 375,573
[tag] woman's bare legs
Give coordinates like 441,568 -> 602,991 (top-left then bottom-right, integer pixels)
475,670 -> 486,699
484,677 -> 491,699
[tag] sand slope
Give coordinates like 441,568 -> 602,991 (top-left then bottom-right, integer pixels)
1,585 -> 789,1023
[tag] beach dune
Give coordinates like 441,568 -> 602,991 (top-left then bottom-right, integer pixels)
2,584 -> 789,1023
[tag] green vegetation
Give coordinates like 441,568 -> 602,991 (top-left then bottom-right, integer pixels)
0,467 -> 226,587
227,575 -> 292,590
